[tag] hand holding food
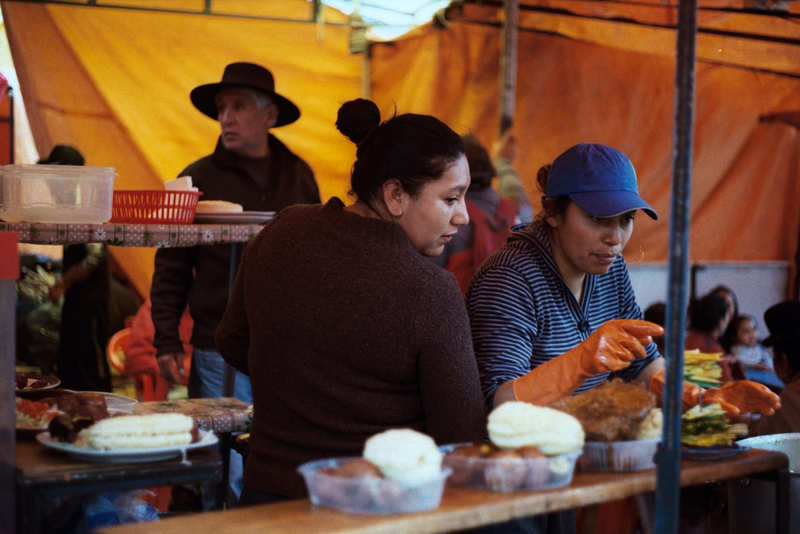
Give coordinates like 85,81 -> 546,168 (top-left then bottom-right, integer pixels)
513,319 -> 663,405
702,380 -> 781,417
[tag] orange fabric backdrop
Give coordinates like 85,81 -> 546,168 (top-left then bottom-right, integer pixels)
3,0 -> 361,297
371,13 -> 800,267
3,0 -> 799,294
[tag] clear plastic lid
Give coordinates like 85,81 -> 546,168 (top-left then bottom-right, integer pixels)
2,164 -> 116,179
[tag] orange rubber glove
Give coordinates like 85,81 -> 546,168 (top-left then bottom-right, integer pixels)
513,319 -> 663,406
702,380 -> 781,417
648,368 -> 704,412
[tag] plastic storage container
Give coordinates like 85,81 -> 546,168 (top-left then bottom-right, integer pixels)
578,438 -> 659,472
297,457 -> 450,514
441,444 -> 580,492
0,164 -> 115,223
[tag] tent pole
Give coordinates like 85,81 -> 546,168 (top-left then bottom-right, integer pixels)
499,0 -> 518,135
654,0 -> 697,531
362,46 -> 371,99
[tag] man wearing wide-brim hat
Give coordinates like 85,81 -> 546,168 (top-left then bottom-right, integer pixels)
150,62 -> 320,499
755,300 -> 800,435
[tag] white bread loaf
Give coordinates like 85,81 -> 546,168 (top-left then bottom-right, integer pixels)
80,413 -> 196,450
487,401 -> 584,455
363,429 -> 442,487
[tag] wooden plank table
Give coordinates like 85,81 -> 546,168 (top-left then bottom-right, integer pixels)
16,438 -> 223,534
99,448 -> 788,534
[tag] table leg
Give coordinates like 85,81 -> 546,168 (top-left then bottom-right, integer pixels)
218,242 -> 241,508
774,468 -> 790,534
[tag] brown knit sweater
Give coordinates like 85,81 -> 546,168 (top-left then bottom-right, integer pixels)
216,198 -> 486,497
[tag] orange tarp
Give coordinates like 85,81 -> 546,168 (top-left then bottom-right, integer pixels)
3,0 -> 799,294
3,0 -> 361,296
371,11 -> 800,265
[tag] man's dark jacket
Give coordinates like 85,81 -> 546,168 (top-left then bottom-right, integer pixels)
150,134 -> 320,355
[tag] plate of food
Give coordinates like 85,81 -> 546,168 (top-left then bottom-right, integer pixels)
680,403 -> 749,461
38,413 -> 218,463
15,397 -> 61,439
15,371 -> 60,393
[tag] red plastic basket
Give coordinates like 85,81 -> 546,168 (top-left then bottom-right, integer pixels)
110,190 -> 202,224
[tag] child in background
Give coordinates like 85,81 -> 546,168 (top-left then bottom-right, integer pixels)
726,314 -> 784,390
728,315 -> 773,371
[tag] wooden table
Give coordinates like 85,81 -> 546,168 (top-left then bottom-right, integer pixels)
99,449 -> 789,534
4,220 -> 266,509
15,438 -> 223,534
132,398 -> 252,434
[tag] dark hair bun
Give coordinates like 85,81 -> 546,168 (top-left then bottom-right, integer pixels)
336,99 -> 381,144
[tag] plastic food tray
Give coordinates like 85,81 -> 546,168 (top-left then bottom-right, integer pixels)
0,164 -> 115,223
441,444 -> 580,492
298,457 -> 450,514
578,438 -> 660,472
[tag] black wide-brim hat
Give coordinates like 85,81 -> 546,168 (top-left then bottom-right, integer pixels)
190,62 -> 300,127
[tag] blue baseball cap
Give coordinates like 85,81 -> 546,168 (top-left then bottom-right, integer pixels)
544,143 -> 658,220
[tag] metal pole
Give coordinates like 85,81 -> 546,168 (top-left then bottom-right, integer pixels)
8,88 -> 13,164
654,0 -> 698,532
499,0 -> 518,135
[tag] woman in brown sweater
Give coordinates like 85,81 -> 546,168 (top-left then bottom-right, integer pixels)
216,99 -> 486,504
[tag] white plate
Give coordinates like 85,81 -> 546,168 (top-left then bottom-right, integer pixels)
193,211 -> 274,224
36,429 -> 218,463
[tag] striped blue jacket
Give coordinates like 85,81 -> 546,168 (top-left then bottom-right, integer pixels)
466,222 -> 660,407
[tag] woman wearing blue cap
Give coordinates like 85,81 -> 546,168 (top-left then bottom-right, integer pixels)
467,143 -> 665,411
467,143 -> 780,411
465,143 -> 779,533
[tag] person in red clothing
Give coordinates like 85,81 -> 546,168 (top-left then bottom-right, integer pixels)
216,99 -> 486,506
125,300 -> 193,400
685,290 -> 741,381
436,134 -> 530,294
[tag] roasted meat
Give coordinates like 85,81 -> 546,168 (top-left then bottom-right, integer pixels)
551,379 -> 656,441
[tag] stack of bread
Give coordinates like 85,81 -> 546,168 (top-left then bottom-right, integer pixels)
684,349 -> 723,387
681,403 -> 748,447
65,413 -> 199,450
444,401 -> 584,492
